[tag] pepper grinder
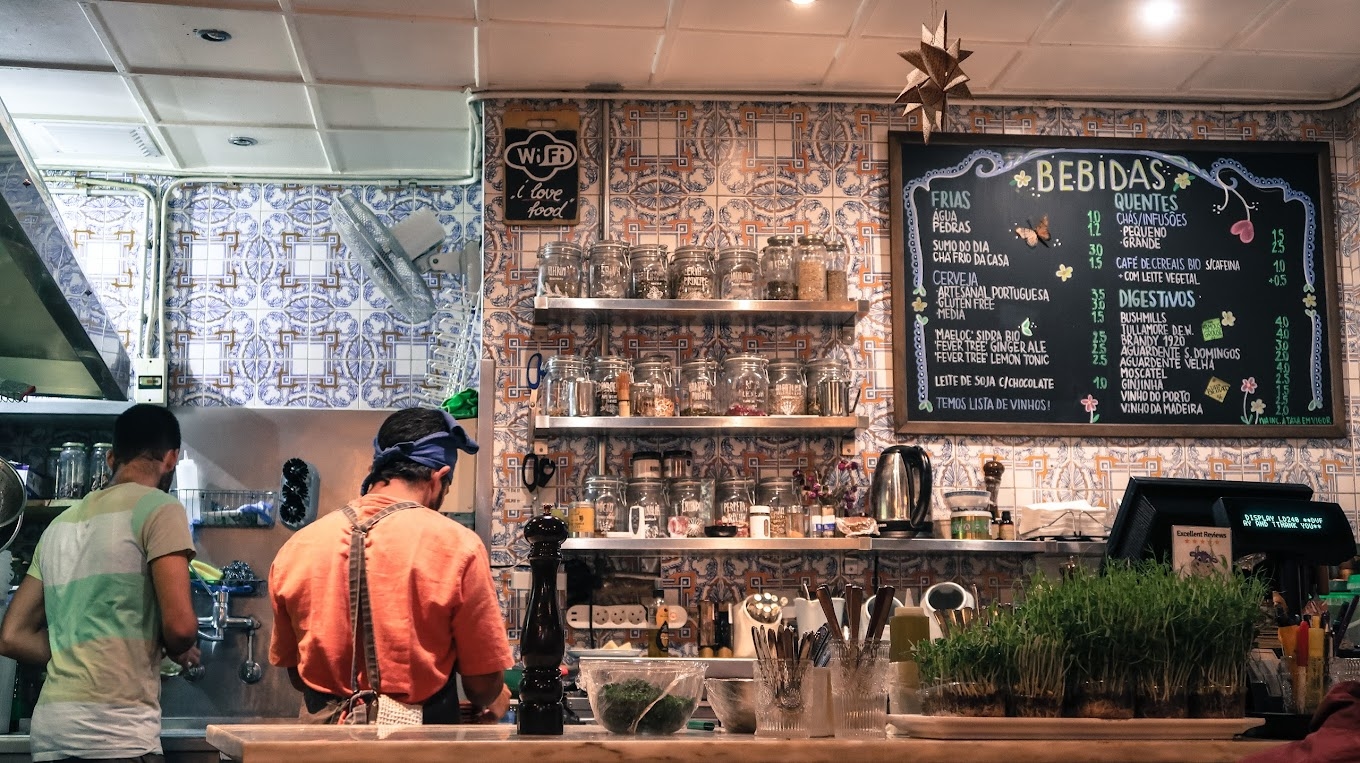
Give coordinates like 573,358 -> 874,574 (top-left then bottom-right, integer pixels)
517,511 -> 568,736
982,458 -> 1005,522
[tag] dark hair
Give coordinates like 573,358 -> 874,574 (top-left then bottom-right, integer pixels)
365,408 -> 451,487
111,404 -> 181,469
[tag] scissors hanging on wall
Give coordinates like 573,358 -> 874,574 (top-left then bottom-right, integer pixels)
521,452 -> 556,510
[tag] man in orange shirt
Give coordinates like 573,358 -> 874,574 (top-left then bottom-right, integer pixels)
268,408 -> 512,724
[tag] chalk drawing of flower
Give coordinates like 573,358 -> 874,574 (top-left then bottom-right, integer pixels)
1241,377 -> 1257,394
1012,170 -> 1032,188
1174,172 -> 1192,190
1250,398 -> 1266,423
1240,377 -> 1258,423
1055,264 -> 1073,282
1303,294 -> 1317,308
1081,394 -> 1100,423
912,296 -> 927,312
1221,311 -> 1236,327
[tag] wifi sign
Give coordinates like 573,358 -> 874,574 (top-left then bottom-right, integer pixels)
503,113 -> 581,225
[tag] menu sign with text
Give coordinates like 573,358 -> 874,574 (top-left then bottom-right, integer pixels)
503,109 -> 580,225
889,133 -> 1342,437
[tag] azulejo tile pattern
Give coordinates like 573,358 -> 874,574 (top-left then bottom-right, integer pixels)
483,98 -> 1360,650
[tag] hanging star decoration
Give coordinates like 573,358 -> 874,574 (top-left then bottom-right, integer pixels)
896,12 -> 972,143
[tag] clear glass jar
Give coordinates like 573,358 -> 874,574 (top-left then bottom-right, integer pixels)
56,442 -> 88,499
633,355 -> 676,417
88,442 -> 113,492
542,355 -> 589,417
630,244 -> 670,300
537,241 -> 584,298
670,246 -> 715,300
588,240 -> 631,299
806,357 -> 851,417
825,239 -> 849,302
591,356 -> 632,416
721,354 -> 770,416
767,359 -> 806,416
795,234 -> 828,301
716,247 -> 760,300
627,477 -> 668,539
585,475 -> 627,534
678,358 -> 719,416
716,477 -> 754,536
760,234 -> 797,300
758,477 -> 800,538
667,478 -> 709,538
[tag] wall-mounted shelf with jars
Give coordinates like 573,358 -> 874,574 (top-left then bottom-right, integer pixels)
531,297 -> 868,325
560,537 -> 1106,555
534,415 -> 867,436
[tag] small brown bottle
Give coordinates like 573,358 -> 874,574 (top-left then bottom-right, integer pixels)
997,510 -> 1016,541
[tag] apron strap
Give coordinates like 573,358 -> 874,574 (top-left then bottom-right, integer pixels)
340,500 -> 422,697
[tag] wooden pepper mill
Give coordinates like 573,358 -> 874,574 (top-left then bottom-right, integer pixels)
517,511 -> 568,735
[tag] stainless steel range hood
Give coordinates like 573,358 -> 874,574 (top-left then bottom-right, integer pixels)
0,103 -> 130,400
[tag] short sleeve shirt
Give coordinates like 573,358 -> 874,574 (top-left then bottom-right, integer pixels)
268,493 -> 512,704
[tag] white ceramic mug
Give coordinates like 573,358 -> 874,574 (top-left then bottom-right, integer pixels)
793,596 -> 846,639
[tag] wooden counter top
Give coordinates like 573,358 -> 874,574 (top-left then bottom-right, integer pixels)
207,723 -> 1285,763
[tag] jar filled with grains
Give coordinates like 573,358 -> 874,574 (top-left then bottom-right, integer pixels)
633,355 -> 677,417
537,241 -> 584,298
716,247 -> 760,300
721,354 -> 770,416
825,239 -> 849,302
630,244 -> 670,300
591,356 -> 632,416
678,358 -> 719,416
587,240 -> 631,299
795,234 -> 828,301
760,235 -> 797,300
767,359 -> 806,416
716,477 -> 754,536
670,246 -> 715,299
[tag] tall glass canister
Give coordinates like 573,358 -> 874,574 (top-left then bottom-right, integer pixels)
537,241 -> 584,298
760,235 -> 797,300
587,240 -> 631,299
630,244 -> 670,300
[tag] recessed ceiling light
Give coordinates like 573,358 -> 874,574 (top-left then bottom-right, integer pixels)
194,28 -> 232,43
789,0 -> 816,5
1139,0 -> 1178,28
227,136 -> 258,147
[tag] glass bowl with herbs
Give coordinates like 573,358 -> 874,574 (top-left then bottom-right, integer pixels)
578,659 -> 707,735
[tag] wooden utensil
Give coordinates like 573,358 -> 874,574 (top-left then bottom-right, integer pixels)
846,585 -> 863,643
866,585 -> 896,642
815,585 -> 844,643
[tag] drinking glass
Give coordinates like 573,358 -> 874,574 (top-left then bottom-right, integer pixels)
829,640 -> 890,738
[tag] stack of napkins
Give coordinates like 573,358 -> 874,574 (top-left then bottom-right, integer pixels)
1018,500 -> 1110,540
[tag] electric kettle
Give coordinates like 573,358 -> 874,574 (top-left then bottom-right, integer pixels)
869,445 -> 932,536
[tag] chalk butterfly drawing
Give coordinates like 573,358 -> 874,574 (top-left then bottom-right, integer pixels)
1014,215 -> 1050,248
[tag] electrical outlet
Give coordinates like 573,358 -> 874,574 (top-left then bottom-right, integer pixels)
840,437 -> 856,457
533,440 -> 548,455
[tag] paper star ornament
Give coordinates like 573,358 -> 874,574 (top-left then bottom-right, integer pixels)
896,12 -> 972,142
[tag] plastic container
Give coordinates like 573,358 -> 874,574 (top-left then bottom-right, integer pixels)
951,510 -> 992,540
578,659 -> 706,735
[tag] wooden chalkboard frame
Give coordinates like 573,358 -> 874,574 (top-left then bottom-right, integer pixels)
888,131 -> 1344,438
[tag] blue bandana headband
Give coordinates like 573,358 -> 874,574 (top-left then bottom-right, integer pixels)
360,411 -> 479,495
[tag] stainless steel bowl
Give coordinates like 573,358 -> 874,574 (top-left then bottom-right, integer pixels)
705,677 -> 756,733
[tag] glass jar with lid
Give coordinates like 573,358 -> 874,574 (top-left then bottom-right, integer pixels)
633,355 -> 676,417
56,442 -> 88,499
670,246 -> 715,300
667,478 -> 710,538
806,357 -> 851,417
626,477 -> 668,539
678,358 -> 718,416
767,359 -> 806,416
795,234 -> 828,301
591,356 -> 632,416
760,235 -> 797,300
542,355 -> 589,417
588,240 -> 631,299
716,247 -> 760,300
88,442 -> 113,492
537,241 -> 584,298
757,477 -> 800,538
825,239 -> 849,302
630,244 -> 670,300
585,475 -> 627,534
716,477 -> 754,536
721,354 -> 770,416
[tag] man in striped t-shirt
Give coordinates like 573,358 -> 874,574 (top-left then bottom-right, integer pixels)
0,404 -> 198,762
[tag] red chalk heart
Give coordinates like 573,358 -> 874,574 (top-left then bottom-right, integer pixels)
1229,219 -> 1254,244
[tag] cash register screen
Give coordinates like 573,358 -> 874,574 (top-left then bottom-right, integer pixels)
1212,497 -> 1354,561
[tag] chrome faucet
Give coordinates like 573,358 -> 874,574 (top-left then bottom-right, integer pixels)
197,588 -> 258,642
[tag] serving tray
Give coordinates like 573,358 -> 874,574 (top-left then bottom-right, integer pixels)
887,714 -> 1264,740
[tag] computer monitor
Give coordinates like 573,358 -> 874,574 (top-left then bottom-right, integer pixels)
1105,477 -> 1313,562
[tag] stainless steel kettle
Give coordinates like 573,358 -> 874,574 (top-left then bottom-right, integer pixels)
870,445 -> 932,532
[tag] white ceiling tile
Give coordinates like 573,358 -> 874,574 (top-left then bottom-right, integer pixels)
293,15 -> 474,87
660,30 -> 843,89
138,75 -> 312,125
14,119 -> 174,171
825,39 -> 1021,93
1040,0 -> 1278,48
316,86 -> 471,129
0,2 -> 112,67
96,3 -> 299,77
860,0 -> 1064,43
678,0 -> 861,35
1240,0 -> 1360,55
485,0 -> 670,26
0,69 -> 142,120
291,0 -> 475,18
329,129 -> 471,174
482,23 -> 662,88
162,125 -> 329,171
1184,53 -> 1360,99
996,47 -> 1211,95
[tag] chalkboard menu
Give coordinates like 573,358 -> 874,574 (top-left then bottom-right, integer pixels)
503,109 -> 580,225
888,133 -> 1342,437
